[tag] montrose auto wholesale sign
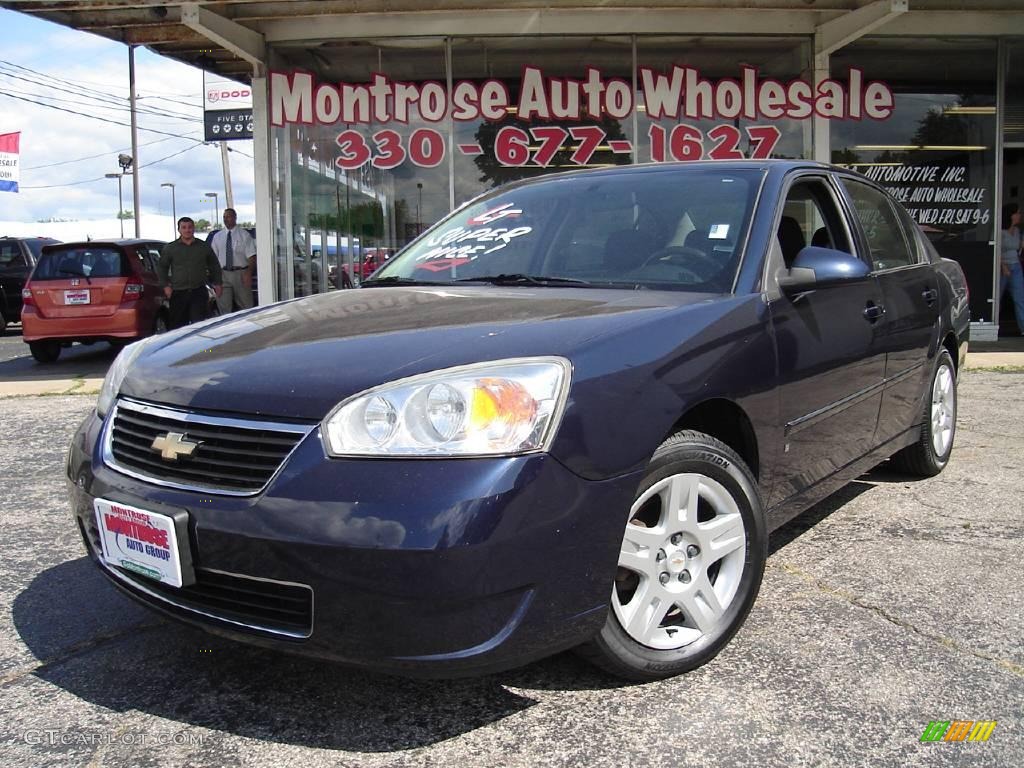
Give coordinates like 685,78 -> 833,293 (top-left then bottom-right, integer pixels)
269,66 -> 895,169
204,75 -> 253,141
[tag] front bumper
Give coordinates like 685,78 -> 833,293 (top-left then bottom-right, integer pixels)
68,404 -> 643,677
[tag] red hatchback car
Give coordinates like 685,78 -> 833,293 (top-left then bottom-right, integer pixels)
21,239 -> 167,363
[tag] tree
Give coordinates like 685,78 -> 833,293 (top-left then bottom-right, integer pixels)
195,218 -> 211,231
117,210 -> 134,220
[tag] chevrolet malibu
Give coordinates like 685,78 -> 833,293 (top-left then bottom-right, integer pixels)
67,161 -> 968,680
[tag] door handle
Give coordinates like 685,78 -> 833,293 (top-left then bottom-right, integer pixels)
863,303 -> 885,323
921,288 -> 938,306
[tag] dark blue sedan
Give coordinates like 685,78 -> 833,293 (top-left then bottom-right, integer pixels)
67,161 -> 969,680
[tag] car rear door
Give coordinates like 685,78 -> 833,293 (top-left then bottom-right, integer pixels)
837,177 -> 941,444
766,173 -> 886,506
30,246 -> 129,320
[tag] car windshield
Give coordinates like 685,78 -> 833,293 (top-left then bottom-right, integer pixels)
370,168 -> 763,292
33,247 -> 127,280
25,239 -> 55,259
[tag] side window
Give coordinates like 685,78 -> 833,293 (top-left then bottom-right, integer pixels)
777,179 -> 851,268
841,179 -> 917,270
895,203 -> 930,263
0,242 -> 28,268
146,247 -> 163,273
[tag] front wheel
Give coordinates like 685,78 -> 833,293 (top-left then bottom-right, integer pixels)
889,348 -> 956,477
578,430 -> 767,681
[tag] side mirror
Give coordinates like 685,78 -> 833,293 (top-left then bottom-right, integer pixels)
777,246 -> 870,293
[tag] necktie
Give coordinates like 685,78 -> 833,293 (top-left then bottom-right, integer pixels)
226,230 -> 234,268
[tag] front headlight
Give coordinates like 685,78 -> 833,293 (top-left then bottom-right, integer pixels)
322,357 -> 571,457
96,334 -> 164,417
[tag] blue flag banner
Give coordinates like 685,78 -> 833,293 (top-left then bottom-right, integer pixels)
0,132 -> 21,193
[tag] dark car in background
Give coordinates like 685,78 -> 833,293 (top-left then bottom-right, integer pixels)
21,239 -> 167,362
0,235 -> 59,334
68,161 -> 968,680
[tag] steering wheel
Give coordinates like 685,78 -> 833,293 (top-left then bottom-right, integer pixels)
641,245 -> 722,281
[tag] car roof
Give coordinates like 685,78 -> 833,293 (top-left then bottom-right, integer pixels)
40,239 -> 164,251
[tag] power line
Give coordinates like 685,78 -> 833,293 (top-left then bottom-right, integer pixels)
0,57 -> 204,112
0,68 -> 200,121
0,89 -> 208,141
21,142 -> 207,189
23,135 -> 182,170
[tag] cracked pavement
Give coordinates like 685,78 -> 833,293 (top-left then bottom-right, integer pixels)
0,372 -> 1021,767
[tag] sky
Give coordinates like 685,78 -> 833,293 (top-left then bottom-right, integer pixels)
0,7 -> 254,238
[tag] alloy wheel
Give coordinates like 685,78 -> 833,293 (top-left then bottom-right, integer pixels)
931,362 -> 955,457
612,472 -> 747,650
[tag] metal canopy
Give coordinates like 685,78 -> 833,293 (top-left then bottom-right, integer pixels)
2,1 -> 1023,83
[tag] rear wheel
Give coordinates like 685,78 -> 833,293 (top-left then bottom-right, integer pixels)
890,349 -> 956,477
578,430 -> 766,680
29,340 -> 61,363
0,311 -> 7,336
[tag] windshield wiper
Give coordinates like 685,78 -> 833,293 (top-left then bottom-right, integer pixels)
361,276 -> 441,287
454,274 -> 591,286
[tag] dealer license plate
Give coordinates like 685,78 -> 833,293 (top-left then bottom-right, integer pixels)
93,499 -> 185,587
64,290 -> 90,305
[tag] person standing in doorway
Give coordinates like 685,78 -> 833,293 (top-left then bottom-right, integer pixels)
999,203 -> 1024,335
158,216 -> 223,329
210,207 -> 256,315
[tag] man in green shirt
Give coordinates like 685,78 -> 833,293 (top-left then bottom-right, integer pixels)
158,216 -> 223,329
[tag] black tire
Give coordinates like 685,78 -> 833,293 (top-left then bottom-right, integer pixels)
29,340 -> 61,363
578,430 -> 767,681
889,349 -> 956,477
0,311 -> 7,336
153,312 -> 169,335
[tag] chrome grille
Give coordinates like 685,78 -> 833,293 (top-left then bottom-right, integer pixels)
104,399 -> 313,495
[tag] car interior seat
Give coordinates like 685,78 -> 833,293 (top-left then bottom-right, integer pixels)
91,253 -> 121,277
57,257 -> 83,276
777,216 -> 807,266
811,226 -> 832,248
603,229 -> 659,273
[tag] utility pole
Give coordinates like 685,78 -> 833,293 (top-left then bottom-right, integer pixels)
128,45 -> 141,238
220,141 -> 234,209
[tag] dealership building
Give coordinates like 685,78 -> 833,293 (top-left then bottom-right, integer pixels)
7,1 -> 1024,338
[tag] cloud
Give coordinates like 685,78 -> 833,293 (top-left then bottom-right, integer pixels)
0,8 -> 254,227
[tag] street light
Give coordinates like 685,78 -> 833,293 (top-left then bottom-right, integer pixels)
105,172 -> 125,238
160,182 -> 176,239
205,192 -> 219,228
416,181 -> 423,234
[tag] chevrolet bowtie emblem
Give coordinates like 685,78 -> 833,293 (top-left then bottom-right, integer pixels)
151,432 -> 202,461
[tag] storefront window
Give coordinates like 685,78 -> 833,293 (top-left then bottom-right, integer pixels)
831,38 -> 997,322
451,36 -> 636,204
637,37 -> 811,163
271,38 -> 448,295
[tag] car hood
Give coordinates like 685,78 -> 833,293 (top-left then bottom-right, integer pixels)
121,285 -> 722,420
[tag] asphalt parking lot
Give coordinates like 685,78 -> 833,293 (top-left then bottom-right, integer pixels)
0,338 -> 1021,766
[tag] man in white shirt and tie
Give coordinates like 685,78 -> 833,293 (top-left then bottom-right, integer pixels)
210,207 -> 256,315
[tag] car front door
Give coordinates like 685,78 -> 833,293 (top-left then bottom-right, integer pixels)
766,174 -> 886,507
838,178 -> 941,445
